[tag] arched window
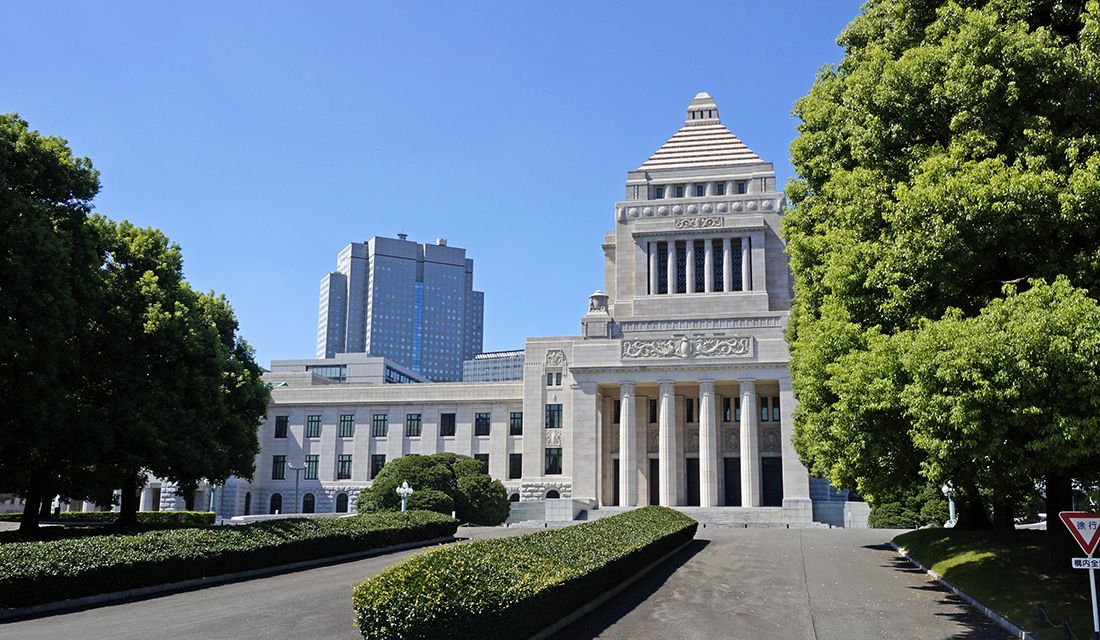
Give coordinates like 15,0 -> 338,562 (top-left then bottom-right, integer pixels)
243,492 -> 252,516
546,490 -> 560,499
303,493 -> 315,514
509,493 -> 520,503
336,493 -> 349,513
269,493 -> 282,514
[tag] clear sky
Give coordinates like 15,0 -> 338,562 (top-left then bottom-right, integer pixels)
2,2 -> 864,368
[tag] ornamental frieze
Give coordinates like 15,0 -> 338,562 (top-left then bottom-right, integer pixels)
674,216 -> 724,230
545,349 -> 566,368
545,429 -> 562,447
621,336 -> 752,359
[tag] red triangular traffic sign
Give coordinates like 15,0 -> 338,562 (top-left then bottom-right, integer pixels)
1060,512 -> 1100,556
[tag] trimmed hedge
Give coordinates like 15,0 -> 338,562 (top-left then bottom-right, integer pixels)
0,510 -> 457,609
0,511 -> 216,529
353,506 -> 697,639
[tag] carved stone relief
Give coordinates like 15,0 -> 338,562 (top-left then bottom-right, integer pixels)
646,425 -> 659,453
610,425 -> 619,453
621,336 -> 752,359
545,430 -> 562,447
722,426 -> 740,453
674,216 -> 723,230
685,430 -> 699,454
545,349 -> 567,368
761,426 -> 781,453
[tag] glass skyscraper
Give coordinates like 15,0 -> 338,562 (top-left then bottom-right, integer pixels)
316,235 -> 483,382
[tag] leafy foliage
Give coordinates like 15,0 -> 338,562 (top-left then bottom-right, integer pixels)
0,511 -> 215,528
0,511 -> 456,610
356,453 -> 510,525
868,484 -> 949,528
352,506 -> 697,640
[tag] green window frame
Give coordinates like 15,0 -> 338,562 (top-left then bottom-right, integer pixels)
371,414 -> 388,437
304,454 -> 319,480
339,414 -> 355,437
306,415 -> 321,438
405,413 -> 422,437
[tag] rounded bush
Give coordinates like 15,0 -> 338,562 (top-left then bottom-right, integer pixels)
407,489 -> 454,515
456,475 -> 509,526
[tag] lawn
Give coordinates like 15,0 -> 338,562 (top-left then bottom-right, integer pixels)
895,528 -> 1093,640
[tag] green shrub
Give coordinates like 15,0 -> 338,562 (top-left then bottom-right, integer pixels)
0,510 -> 457,609
0,511 -> 215,529
868,502 -> 919,528
356,453 -> 509,524
407,489 -> 454,514
352,506 -> 697,640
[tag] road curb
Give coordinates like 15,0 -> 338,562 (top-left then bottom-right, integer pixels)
527,537 -> 695,640
0,535 -> 456,622
890,541 -> 1037,640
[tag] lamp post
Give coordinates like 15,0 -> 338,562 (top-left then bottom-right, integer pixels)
396,481 -> 414,512
941,483 -> 957,527
288,465 -> 304,514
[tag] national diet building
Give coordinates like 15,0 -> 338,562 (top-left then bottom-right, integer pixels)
216,93 -> 864,526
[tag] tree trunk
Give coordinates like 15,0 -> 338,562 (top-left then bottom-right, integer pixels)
992,497 -> 1016,535
953,486 -> 992,530
1046,473 -> 1076,572
181,484 -> 196,511
115,471 -> 141,528
38,494 -> 53,517
18,471 -> 45,534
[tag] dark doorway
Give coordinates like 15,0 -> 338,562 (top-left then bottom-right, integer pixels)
336,493 -> 349,512
269,493 -> 282,514
613,459 -> 620,506
723,458 -> 741,506
685,458 -> 700,506
649,458 -> 660,505
761,457 -> 783,506
243,491 -> 251,516
303,492 -> 315,514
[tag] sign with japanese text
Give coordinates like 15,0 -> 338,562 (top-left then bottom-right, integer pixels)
1060,512 -> 1100,556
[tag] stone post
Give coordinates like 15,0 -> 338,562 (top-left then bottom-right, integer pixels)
619,382 -> 637,506
658,381 -> 678,506
699,380 -> 718,506
740,379 -> 760,507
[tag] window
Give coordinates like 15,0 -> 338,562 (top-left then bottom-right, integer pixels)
269,493 -> 282,514
509,453 -> 522,479
685,398 -> 695,423
475,412 -> 491,436
306,415 -> 321,438
675,185 -> 685,198
370,454 -> 386,479
335,493 -> 349,513
695,184 -> 705,197
545,448 -> 562,475
715,182 -> 726,196
474,453 -> 489,471
440,413 -> 456,437
772,397 -> 781,422
546,373 -> 554,386
545,404 -> 563,429
722,397 -> 732,422
339,414 -> 355,438
654,186 -> 665,199
404,414 -> 422,437
337,454 -> 352,480
303,493 -> 315,514
274,416 -> 288,439
509,411 -> 523,436
272,455 -> 286,480
509,493 -> 520,502
735,397 -> 742,421
760,396 -> 770,422
304,454 -> 319,480
555,372 -> 562,386
649,398 -> 658,424
371,414 -> 388,437
736,181 -> 747,194
546,489 -> 560,499
613,399 -> 621,424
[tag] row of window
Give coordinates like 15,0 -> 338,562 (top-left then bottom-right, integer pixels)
652,181 -> 747,200
271,450 -> 560,482
275,411 -> 528,439
261,491 -> 349,515
614,396 -> 782,424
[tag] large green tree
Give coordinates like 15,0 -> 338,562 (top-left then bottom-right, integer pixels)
357,453 -> 509,525
784,0 -> 1100,558
0,114 -> 104,531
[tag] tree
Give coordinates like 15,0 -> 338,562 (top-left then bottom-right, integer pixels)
784,0 -> 1100,561
356,453 -> 510,525
0,114 -> 103,532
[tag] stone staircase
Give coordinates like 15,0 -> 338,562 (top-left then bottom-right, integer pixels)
580,505 -> 830,528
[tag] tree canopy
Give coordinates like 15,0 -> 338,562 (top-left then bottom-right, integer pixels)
784,0 -> 1100,559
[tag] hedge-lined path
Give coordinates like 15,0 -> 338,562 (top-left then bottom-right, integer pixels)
552,527 -> 1012,640
1,525 -> 529,640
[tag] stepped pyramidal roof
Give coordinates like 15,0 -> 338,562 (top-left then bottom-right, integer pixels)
639,92 -> 762,170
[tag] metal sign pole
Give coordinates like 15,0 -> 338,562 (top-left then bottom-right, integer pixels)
1092,554 -> 1099,640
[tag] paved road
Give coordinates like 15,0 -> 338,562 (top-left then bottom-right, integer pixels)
1,525 -> 529,640
552,527 -> 1011,640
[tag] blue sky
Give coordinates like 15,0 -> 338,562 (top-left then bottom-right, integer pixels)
2,2 -> 864,367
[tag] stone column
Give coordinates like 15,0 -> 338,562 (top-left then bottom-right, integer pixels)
648,242 -> 658,295
704,241 -> 714,293
723,237 -> 733,292
685,241 -> 695,294
779,376 -> 812,522
741,237 -> 751,292
667,241 -> 677,295
740,379 -> 760,507
601,396 -> 614,506
658,381 -> 678,506
619,382 -> 637,506
698,380 -> 718,506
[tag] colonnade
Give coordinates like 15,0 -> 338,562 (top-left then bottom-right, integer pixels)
646,237 -> 751,295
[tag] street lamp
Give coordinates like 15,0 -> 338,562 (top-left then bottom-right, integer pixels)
396,481 -> 414,512
288,465 -> 304,514
941,483 -> 957,527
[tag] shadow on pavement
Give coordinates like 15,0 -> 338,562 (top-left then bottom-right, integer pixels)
547,539 -> 710,640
